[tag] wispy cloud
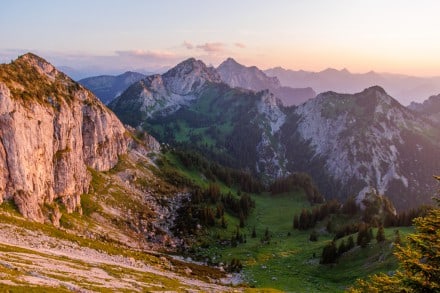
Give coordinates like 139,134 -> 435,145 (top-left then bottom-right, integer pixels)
235,42 -> 246,49
115,49 -> 177,60
182,41 -> 194,50
196,42 -> 225,53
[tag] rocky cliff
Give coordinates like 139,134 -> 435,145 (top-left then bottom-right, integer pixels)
0,53 -> 130,222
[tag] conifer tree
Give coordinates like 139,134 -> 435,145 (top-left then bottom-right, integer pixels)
347,235 -> 355,250
338,240 -> 347,256
394,229 -> 401,245
293,214 -> 299,229
251,226 -> 257,238
321,241 -> 338,264
376,225 -> 386,243
309,230 -> 318,242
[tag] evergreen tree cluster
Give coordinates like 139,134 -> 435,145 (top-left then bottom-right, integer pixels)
226,258 -> 243,273
292,199 -> 340,230
174,150 -> 264,193
384,205 -> 431,227
333,223 -> 359,240
270,173 -> 324,203
321,235 -> 356,264
356,222 -> 374,248
173,184 -> 255,236
230,227 -> 246,247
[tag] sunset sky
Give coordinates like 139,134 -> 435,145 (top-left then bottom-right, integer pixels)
2,0 -> 440,77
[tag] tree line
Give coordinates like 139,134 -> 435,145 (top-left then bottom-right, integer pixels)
173,183 -> 255,237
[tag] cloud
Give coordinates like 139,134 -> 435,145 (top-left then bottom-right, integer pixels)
196,42 -> 225,53
235,42 -> 246,49
115,49 -> 177,60
182,41 -> 194,50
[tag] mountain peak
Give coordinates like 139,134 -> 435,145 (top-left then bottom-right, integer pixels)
164,58 -> 220,81
15,52 -> 59,79
361,85 -> 388,96
220,57 -> 241,67
161,58 -> 221,95
17,52 -> 49,64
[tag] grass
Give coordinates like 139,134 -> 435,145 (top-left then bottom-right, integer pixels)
151,153 -> 413,292
191,190 -> 414,292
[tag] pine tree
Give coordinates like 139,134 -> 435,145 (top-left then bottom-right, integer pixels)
321,241 -> 338,264
293,214 -> 299,229
251,226 -> 257,238
309,230 -> 318,242
347,235 -> 355,250
239,211 -> 245,228
338,240 -> 347,256
394,229 -> 401,245
376,225 -> 386,243
220,215 -> 227,228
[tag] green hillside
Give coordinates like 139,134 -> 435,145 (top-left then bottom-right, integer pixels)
158,150 -> 416,292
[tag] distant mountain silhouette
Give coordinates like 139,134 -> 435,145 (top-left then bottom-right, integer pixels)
265,67 -> 440,105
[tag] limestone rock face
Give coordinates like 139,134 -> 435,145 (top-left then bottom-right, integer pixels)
0,53 -> 130,221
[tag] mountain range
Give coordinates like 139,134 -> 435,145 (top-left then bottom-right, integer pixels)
79,71 -> 146,104
0,52 -> 439,291
265,67 -> 440,106
217,58 -> 315,106
83,58 -> 316,107
110,58 -> 440,210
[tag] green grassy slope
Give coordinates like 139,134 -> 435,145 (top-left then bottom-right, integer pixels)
159,151 -> 414,292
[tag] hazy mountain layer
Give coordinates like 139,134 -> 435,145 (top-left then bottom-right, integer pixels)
218,57 -> 315,106
265,66 -> 440,105
79,71 -> 145,104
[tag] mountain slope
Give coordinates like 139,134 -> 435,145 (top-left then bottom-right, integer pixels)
0,53 -> 243,292
408,94 -> 440,124
217,58 -> 315,106
110,58 -> 440,210
265,66 -> 440,105
110,58 -> 288,179
0,53 -> 129,221
79,71 -> 145,104
109,58 -> 222,124
281,86 -> 440,209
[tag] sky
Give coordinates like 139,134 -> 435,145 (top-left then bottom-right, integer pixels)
2,0 -> 440,78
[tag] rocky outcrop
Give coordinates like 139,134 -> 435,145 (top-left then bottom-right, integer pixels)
0,53 -> 130,222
